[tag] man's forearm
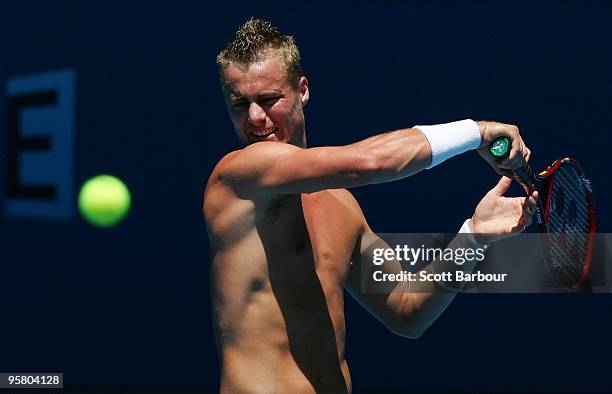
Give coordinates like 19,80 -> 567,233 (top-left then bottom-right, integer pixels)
351,119 -> 482,185
388,220 -> 486,338
350,128 -> 432,183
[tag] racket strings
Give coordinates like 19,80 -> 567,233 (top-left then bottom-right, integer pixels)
546,164 -> 591,285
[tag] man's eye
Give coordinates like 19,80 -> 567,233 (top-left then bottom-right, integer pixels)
231,102 -> 247,110
259,97 -> 279,106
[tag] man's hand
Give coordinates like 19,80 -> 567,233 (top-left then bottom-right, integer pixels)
476,121 -> 532,177
469,176 -> 539,245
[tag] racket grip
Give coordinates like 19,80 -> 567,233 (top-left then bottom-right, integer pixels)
489,137 -> 536,194
512,164 -> 536,194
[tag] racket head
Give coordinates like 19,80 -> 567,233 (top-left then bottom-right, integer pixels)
537,158 -> 596,289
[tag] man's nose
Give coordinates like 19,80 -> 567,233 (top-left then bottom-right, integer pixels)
248,102 -> 266,126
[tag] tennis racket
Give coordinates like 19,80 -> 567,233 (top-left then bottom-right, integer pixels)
489,137 -> 596,290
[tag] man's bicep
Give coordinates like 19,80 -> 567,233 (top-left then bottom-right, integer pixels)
220,142 -> 375,198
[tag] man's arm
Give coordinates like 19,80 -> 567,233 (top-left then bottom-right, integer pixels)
345,227 -> 466,339
216,127 -> 431,199
345,176 -> 539,338
215,120 -> 528,199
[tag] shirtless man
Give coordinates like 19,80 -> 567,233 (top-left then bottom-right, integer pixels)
204,19 -> 538,393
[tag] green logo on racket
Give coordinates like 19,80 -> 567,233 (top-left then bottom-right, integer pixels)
489,137 -> 510,158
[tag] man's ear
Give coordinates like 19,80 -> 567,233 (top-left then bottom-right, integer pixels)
299,76 -> 309,106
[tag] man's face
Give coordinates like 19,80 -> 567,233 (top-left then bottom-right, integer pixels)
222,56 -> 309,147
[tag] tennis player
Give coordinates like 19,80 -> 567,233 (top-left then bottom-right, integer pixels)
204,19 -> 538,394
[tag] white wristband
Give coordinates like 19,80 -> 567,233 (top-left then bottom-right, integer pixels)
431,218 -> 488,292
459,218 -> 489,250
414,119 -> 481,168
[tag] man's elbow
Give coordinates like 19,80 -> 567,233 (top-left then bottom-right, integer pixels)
390,325 -> 427,340
385,316 -> 428,339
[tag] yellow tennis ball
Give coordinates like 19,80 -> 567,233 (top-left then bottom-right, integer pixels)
78,175 -> 131,227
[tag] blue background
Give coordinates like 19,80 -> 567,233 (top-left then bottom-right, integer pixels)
1,1 -> 611,392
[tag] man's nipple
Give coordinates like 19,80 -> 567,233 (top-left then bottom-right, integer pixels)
250,279 -> 264,292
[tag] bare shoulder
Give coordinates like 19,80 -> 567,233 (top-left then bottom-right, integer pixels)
208,142 -> 304,197
215,142 -> 300,179
203,143 -> 299,225
202,149 -> 242,222
205,149 -> 241,192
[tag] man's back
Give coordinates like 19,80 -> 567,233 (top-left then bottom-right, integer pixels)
204,164 -> 367,393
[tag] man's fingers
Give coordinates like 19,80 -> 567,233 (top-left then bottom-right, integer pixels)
483,154 -> 512,177
489,159 -> 513,177
480,122 -> 531,184
487,176 -> 512,196
520,182 -> 533,195
500,143 -> 525,170
525,147 -> 532,163
522,199 -> 533,228
521,191 -> 539,227
498,128 -> 530,171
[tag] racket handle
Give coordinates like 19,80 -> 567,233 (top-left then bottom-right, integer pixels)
513,165 -> 536,194
489,137 -> 536,194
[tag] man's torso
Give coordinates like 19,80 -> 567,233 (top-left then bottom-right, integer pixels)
204,173 -> 366,393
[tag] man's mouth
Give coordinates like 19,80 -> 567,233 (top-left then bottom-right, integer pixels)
250,127 -> 278,138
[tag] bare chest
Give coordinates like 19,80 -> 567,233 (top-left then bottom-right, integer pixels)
256,193 -> 358,279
